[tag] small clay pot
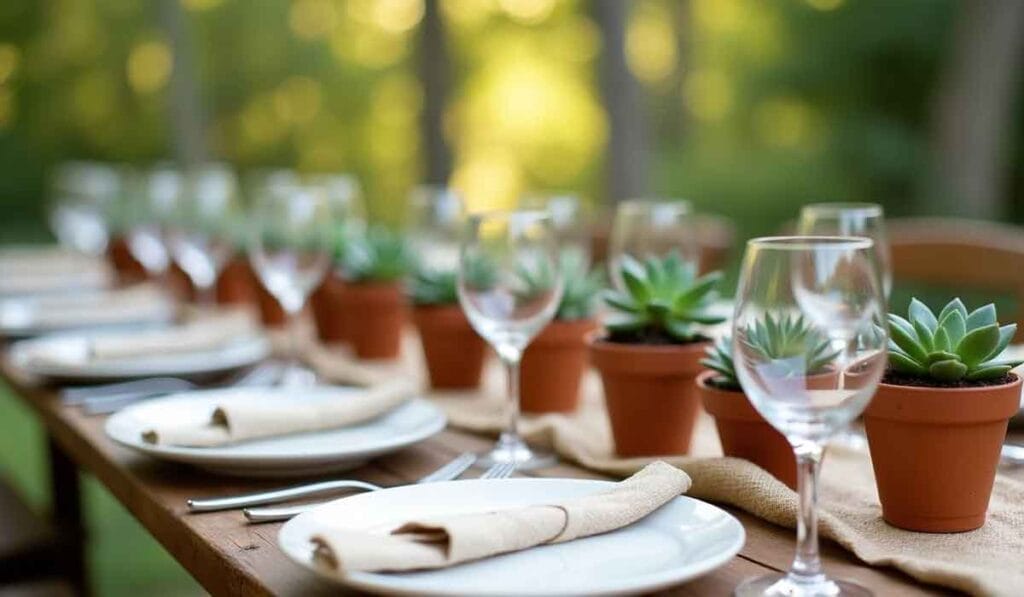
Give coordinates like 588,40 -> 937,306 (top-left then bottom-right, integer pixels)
520,318 -> 598,414
167,263 -> 195,302
864,375 -> 1022,533
215,256 -> 259,307
341,282 -> 407,359
255,282 -> 287,328
589,335 -> 708,456
412,305 -> 487,389
107,236 -> 147,283
311,273 -> 349,344
697,370 -> 796,489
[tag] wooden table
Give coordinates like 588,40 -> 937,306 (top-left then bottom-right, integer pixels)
2,363 -> 955,596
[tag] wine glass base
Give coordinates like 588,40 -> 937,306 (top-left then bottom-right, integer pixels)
735,574 -> 873,597
476,435 -> 556,471
279,365 -> 318,388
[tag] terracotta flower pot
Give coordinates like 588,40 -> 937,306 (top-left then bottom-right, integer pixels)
106,236 -> 147,283
341,282 -> 407,359
520,318 -> 598,414
864,375 -> 1022,532
697,370 -> 797,490
215,256 -> 259,307
412,305 -> 486,389
311,273 -> 349,344
255,282 -> 287,328
589,335 -> 708,456
167,263 -> 195,302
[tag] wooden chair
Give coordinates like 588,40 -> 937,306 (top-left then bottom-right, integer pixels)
888,217 -> 1024,340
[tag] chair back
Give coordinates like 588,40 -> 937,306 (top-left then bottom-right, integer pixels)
889,217 -> 1024,340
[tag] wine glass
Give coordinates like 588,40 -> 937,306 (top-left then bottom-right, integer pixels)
521,192 -> 590,268
48,161 -> 117,256
608,198 -> 697,290
797,203 -> 891,298
249,184 -> 334,385
125,166 -> 179,279
408,185 -> 463,274
732,236 -> 887,597
167,163 -> 242,305
457,210 -> 564,469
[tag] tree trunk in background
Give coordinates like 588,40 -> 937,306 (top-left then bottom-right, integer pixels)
419,0 -> 451,185
157,0 -> 207,167
930,0 -> 1024,219
594,0 -> 646,205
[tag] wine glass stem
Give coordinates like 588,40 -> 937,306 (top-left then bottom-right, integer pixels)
197,282 -> 217,307
501,354 -> 523,448
791,442 -> 825,583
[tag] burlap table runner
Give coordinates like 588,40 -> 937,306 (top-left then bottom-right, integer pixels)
297,332 -> 1024,597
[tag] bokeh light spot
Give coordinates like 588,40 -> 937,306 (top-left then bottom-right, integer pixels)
754,97 -> 817,148
497,0 -> 556,25
290,0 -> 339,40
127,40 -> 173,94
0,44 -> 20,85
273,76 -> 323,125
627,3 -> 677,84
683,69 -> 734,122
372,0 -> 425,33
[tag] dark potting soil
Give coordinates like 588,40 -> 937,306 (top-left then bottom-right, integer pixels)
882,370 -> 1018,389
605,328 -> 710,346
706,376 -> 743,392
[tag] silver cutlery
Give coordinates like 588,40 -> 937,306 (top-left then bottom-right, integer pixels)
240,455 -> 506,523
76,363 -> 281,415
62,377 -> 196,405
187,452 -> 476,515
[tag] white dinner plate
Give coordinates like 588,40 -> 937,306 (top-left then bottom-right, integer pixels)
105,387 -> 446,477
279,478 -> 745,596
7,331 -> 270,383
0,247 -> 112,298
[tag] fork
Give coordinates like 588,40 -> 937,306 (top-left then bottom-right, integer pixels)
186,452 -> 476,514
242,459 -> 515,523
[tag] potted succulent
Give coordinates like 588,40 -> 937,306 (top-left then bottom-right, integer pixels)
865,298 -> 1022,532
409,266 -> 489,389
520,254 -> 604,413
311,225 -> 359,345
215,254 -> 260,307
339,227 -> 414,359
698,316 -> 840,490
589,252 -> 725,456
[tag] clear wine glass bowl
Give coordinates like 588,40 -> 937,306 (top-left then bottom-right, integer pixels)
249,184 -> 333,385
48,161 -> 117,256
408,185 -> 464,274
168,164 -> 241,304
457,210 -> 563,469
608,198 -> 696,290
732,236 -> 887,597
521,192 -> 590,269
796,202 -> 892,299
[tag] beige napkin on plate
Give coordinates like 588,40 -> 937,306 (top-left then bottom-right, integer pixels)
309,461 -> 690,574
427,359 -> 1024,596
17,284 -> 172,328
88,310 -> 257,361
141,379 -> 418,447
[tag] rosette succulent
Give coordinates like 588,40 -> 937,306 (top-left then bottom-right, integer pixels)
741,314 -> 839,377
518,251 -> 604,321
701,336 -> 740,390
343,226 -> 415,283
603,252 -> 725,343
410,255 -> 496,306
887,298 -> 1022,382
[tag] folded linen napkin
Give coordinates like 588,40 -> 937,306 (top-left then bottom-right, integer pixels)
141,379 -> 418,447
0,264 -> 111,296
15,284 -> 172,328
87,311 -> 256,361
309,461 -> 691,574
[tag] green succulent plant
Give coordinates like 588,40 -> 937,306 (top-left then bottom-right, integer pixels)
410,255 -> 496,305
603,252 -> 725,343
887,298 -> 1022,382
701,336 -> 740,390
742,314 -> 839,377
517,250 -> 604,320
343,226 -> 415,283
